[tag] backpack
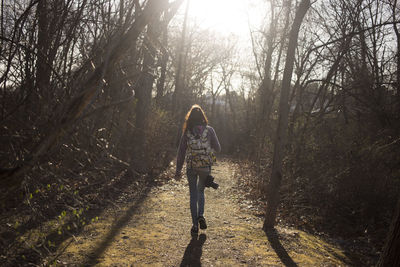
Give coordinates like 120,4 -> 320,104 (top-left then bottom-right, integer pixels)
186,127 -> 216,169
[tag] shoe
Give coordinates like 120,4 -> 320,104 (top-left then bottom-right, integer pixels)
191,225 -> 199,235
198,216 -> 207,229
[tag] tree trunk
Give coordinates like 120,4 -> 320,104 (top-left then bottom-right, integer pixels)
258,0 -> 291,184
0,0 -> 4,56
156,20 -> 169,103
263,0 -> 311,230
133,15 -> 161,171
392,0 -> 400,114
377,198 -> 400,267
35,0 -> 67,114
212,93 -> 216,123
35,0 -> 51,111
172,0 -> 190,116
256,0 -> 277,166
225,87 -> 236,130
155,1 -> 182,104
258,0 -> 276,126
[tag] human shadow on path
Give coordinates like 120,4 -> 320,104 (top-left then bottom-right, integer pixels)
180,233 -> 207,267
265,228 -> 298,267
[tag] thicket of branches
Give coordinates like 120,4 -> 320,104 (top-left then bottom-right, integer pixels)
0,0 -> 184,264
1,0 -> 400,265
0,0 -> 252,264
240,0 -> 400,263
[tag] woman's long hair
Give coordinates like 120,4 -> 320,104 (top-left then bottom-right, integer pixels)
182,104 -> 208,134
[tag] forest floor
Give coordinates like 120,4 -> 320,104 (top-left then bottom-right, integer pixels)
47,159 -> 359,266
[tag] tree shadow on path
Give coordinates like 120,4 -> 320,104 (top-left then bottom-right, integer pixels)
180,233 -> 207,267
265,228 -> 298,267
9,170 -> 149,266
82,185 -> 152,266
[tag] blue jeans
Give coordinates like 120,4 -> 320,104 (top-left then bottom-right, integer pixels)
187,168 -> 210,226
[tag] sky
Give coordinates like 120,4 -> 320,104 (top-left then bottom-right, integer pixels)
181,0 -> 269,94
170,0 -> 269,96
187,0 -> 267,44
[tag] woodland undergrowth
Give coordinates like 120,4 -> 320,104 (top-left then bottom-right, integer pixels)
0,105 -> 177,266
234,118 -> 400,265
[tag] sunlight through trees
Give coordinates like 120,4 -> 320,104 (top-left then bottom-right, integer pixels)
1,0 -> 400,265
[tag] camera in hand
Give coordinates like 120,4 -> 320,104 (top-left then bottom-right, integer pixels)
205,174 -> 219,190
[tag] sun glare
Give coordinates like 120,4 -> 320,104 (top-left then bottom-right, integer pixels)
189,0 -> 265,39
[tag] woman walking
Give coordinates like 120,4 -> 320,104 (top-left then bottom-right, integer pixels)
175,104 -> 221,234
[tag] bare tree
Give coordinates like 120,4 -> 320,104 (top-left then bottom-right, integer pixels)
264,0 -> 311,230
0,0 -> 183,189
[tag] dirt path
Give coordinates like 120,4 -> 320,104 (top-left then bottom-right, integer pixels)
56,159 -> 352,266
